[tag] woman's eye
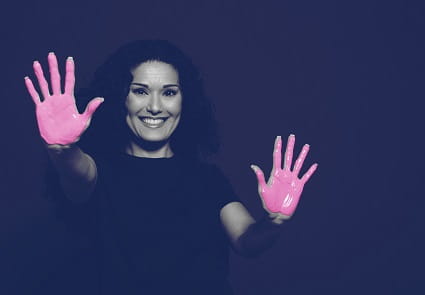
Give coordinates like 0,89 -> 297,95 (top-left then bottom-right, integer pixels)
132,88 -> 148,95
163,89 -> 178,97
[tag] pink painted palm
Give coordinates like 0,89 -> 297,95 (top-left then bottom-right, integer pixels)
251,134 -> 318,221
25,52 -> 103,145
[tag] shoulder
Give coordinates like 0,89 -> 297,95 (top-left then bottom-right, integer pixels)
179,158 -> 222,180
196,162 -> 232,194
197,161 -> 227,180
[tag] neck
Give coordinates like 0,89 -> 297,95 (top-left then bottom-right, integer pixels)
125,140 -> 174,158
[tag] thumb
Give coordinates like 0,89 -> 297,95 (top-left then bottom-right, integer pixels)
250,164 -> 266,190
82,97 -> 104,120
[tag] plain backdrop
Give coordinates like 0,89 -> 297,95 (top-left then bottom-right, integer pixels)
1,0 -> 424,294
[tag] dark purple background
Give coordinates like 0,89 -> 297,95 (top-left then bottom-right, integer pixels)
1,0 -> 423,294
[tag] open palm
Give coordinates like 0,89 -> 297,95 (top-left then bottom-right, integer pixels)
25,52 -> 103,145
251,134 -> 318,220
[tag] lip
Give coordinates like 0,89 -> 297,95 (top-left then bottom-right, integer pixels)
139,116 -> 168,128
139,116 -> 169,120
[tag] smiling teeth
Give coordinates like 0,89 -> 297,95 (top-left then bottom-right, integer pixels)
142,118 -> 164,124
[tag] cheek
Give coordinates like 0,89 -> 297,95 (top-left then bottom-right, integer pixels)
125,96 -> 141,115
168,97 -> 183,115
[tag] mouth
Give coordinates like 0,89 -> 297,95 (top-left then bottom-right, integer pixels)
139,116 -> 168,128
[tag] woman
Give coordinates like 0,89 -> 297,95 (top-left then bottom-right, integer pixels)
25,40 -> 318,294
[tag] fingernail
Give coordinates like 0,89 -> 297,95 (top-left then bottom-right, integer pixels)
289,134 -> 295,137
33,60 -> 39,64
24,76 -> 29,80
67,56 -> 73,61
48,52 -> 55,55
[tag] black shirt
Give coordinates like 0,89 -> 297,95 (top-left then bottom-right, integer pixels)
48,153 -> 240,295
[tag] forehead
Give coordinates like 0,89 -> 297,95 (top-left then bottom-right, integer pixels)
130,60 -> 179,83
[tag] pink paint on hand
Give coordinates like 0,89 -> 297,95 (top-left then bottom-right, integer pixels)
24,52 -> 103,145
251,134 -> 318,219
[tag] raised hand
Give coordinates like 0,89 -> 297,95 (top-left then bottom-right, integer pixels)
25,52 -> 104,145
251,134 -> 318,221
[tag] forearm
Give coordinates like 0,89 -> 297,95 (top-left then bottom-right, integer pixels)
236,214 -> 284,258
46,144 -> 97,203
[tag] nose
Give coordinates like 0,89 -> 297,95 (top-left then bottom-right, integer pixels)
146,93 -> 163,115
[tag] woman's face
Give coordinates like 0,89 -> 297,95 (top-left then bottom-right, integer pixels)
125,60 -> 182,143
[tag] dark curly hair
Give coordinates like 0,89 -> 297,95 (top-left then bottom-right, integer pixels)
76,40 -> 219,161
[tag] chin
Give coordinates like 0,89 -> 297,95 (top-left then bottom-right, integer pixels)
141,135 -> 169,142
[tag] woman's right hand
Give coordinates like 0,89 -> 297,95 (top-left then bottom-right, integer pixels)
25,52 -> 104,146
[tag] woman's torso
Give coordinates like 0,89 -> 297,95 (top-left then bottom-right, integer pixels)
90,153 -> 236,295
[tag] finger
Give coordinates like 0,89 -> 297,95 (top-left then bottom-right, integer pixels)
48,52 -> 61,95
33,60 -> 51,99
64,56 -> 75,95
293,144 -> 310,176
283,134 -> 295,171
82,97 -> 104,119
301,163 -> 318,183
272,136 -> 282,172
24,77 -> 41,105
250,164 -> 267,190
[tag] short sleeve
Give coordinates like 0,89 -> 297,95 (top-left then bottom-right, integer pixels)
205,164 -> 241,211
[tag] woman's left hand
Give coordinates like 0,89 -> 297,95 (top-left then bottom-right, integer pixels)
251,134 -> 318,223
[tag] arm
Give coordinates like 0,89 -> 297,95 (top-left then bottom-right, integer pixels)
220,202 -> 283,258
46,144 -> 97,203
24,52 -> 103,202
236,215 -> 284,259
221,134 -> 318,258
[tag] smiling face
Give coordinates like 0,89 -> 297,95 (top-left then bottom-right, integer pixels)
125,60 -> 182,146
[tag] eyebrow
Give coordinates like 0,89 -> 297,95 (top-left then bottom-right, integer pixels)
131,83 -> 180,88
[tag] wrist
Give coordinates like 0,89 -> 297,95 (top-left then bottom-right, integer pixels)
45,142 -> 77,154
262,212 -> 285,227
45,143 -> 83,168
